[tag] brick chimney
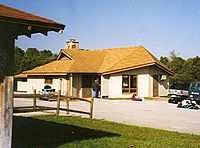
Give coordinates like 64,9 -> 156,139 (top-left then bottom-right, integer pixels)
65,39 -> 79,49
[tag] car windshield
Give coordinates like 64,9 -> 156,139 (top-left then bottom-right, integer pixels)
170,83 -> 190,90
44,85 -> 51,89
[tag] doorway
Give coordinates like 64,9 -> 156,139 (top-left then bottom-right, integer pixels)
153,75 -> 159,97
82,75 -> 93,98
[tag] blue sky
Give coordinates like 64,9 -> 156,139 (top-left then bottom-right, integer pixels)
1,0 -> 200,59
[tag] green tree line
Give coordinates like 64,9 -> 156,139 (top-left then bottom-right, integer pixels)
15,46 -> 57,74
160,50 -> 200,86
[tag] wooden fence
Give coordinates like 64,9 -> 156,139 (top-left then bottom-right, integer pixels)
13,89 -> 94,118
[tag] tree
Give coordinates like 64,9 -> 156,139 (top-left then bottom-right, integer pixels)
160,50 -> 185,86
18,48 -> 40,72
160,56 -> 169,65
39,49 -> 57,64
15,46 -> 25,74
168,57 -> 185,74
160,50 -> 200,86
183,56 -> 200,82
15,47 -> 57,74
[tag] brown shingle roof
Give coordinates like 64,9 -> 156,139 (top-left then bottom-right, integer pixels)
20,46 -> 173,77
22,59 -> 74,75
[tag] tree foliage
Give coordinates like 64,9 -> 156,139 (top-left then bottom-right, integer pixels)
160,50 -> 200,86
15,46 -> 25,73
15,47 -> 57,74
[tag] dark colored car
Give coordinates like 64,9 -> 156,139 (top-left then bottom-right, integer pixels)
168,83 -> 190,104
188,82 -> 200,104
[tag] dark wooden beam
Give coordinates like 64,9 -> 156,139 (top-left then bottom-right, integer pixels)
0,26 -> 15,148
0,16 -> 65,34
0,22 -> 51,39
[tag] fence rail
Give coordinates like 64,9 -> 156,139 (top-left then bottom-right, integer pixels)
13,89 -> 94,118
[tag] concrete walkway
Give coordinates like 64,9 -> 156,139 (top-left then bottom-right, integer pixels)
14,98 -> 200,135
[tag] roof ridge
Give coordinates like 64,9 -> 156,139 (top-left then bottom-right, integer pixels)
90,45 -> 144,52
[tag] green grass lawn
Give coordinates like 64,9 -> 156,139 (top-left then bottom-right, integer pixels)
12,115 -> 200,148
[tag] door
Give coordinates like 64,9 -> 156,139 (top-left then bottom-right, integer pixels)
153,75 -> 159,97
82,75 -> 93,98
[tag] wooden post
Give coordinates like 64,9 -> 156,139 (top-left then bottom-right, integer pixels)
66,74 -> 70,97
66,97 -> 70,114
0,30 -> 15,148
56,90 -> 61,115
33,89 -> 36,111
0,77 -> 13,147
90,97 -> 94,119
59,78 -> 62,94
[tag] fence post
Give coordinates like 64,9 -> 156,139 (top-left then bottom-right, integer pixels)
56,90 -> 61,115
33,89 -> 36,111
66,97 -> 70,114
90,97 -> 94,119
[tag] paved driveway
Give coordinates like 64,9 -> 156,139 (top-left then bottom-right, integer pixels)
14,98 -> 200,135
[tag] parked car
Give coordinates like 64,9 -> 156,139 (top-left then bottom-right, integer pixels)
188,82 -> 200,104
40,85 -> 55,95
168,83 -> 190,104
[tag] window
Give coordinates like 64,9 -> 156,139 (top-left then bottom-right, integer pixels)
190,83 -> 196,91
122,75 -> 137,94
197,84 -> 200,91
44,76 -> 53,84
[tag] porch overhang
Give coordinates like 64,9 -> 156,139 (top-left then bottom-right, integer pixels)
0,4 -> 65,39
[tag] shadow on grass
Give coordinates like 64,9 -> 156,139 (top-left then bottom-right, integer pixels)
12,116 -> 119,148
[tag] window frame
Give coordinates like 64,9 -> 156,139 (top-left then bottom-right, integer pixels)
44,76 -> 53,85
122,75 -> 137,95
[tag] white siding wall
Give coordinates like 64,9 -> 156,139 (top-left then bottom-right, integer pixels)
108,68 -> 151,98
149,75 -> 153,97
52,77 -> 67,95
101,75 -> 109,97
79,76 -> 82,98
138,74 -> 150,97
107,66 -> 170,98
17,81 -> 27,92
25,75 -> 68,95
27,77 -> 44,94
52,78 -> 60,92
20,66 -> 169,97
109,74 -> 122,98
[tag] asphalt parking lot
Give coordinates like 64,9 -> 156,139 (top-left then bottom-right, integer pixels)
14,98 -> 200,135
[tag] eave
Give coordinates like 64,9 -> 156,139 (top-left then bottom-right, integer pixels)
102,63 -> 155,75
102,62 -> 174,76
